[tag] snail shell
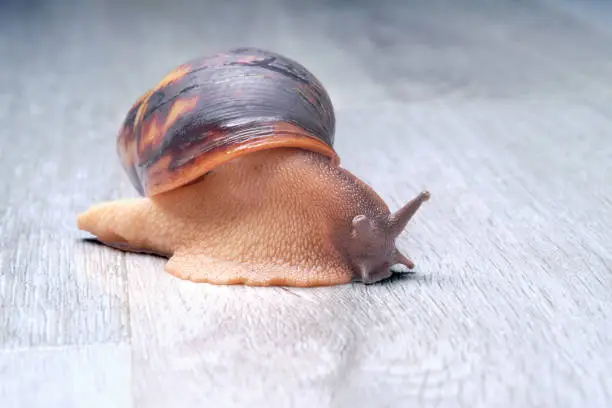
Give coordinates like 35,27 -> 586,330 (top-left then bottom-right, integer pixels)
117,47 -> 339,196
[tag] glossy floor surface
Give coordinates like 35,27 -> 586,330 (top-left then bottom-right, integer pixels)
1,0 -> 611,407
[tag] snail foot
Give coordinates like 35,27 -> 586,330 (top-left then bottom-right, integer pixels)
165,250 -> 353,287
77,198 -> 171,256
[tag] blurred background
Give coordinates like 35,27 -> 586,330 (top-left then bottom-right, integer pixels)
2,0 -> 611,115
2,0 -> 611,199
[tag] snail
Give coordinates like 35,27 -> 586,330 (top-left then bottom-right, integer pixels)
77,47 -> 430,287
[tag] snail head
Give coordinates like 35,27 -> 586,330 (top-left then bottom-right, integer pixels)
348,191 -> 430,284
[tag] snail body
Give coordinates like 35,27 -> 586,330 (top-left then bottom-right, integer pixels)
77,47 -> 429,286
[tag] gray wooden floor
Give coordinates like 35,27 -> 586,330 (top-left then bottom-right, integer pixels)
1,0 -> 611,407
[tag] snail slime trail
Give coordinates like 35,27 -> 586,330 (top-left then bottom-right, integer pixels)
77,47 -> 430,287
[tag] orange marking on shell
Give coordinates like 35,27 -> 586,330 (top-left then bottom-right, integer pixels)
138,94 -> 200,159
125,136 -> 137,164
133,90 -> 153,129
131,89 -> 151,108
155,64 -> 191,90
142,121 -> 340,197
163,94 -> 199,135
130,64 -> 191,130
140,116 -> 164,155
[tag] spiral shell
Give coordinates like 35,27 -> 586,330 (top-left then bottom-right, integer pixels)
117,47 -> 338,196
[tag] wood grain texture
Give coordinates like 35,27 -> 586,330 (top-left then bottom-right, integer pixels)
1,0 -> 611,407
0,32 -> 131,348
0,344 -> 132,408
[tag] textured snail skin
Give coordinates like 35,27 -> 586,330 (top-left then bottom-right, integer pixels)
77,148 -> 429,286
77,48 -> 429,286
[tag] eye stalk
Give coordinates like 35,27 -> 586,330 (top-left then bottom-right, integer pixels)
388,191 -> 431,236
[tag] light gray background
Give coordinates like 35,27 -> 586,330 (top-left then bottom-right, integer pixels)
1,0 -> 611,407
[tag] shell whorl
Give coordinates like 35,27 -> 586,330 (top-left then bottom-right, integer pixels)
117,47 -> 338,196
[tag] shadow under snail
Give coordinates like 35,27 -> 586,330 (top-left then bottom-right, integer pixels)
77,47 -> 430,287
